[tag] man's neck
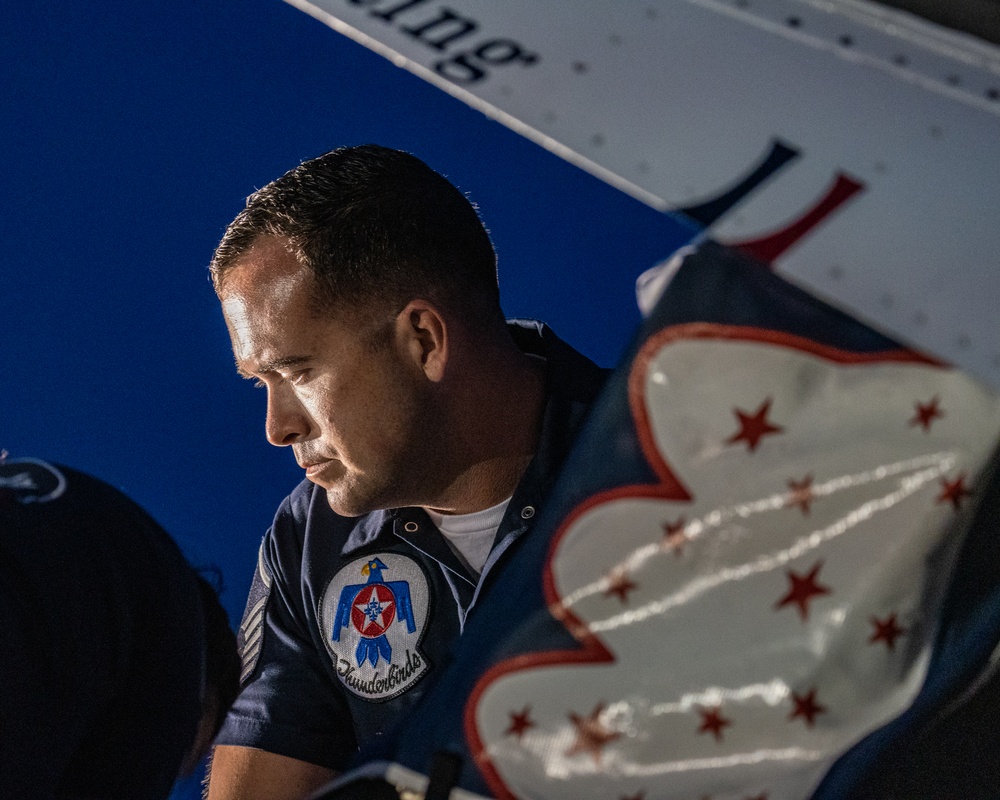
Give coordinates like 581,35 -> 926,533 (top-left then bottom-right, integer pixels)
428,345 -> 546,515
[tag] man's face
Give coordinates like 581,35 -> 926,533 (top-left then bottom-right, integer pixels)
219,236 -> 434,517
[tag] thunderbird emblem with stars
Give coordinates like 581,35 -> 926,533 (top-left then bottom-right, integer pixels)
319,553 -> 430,701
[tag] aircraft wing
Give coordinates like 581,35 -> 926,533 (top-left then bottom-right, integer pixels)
285,0 -> 1000,389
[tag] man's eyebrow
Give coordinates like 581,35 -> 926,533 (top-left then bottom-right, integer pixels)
235,355 -> 311,380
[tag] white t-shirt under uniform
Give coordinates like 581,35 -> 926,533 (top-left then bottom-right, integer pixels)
424,496 -> 512,577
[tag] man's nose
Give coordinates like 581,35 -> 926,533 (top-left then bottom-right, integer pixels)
265,386 -> 313,446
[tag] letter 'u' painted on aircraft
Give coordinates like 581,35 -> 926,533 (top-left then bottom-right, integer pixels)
676,139 -> 801,227
675,138 -> 865,267
730,173 -> 865,267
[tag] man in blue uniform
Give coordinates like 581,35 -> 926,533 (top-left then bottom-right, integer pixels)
207,145 -> 606,799
0,456 -> 240,799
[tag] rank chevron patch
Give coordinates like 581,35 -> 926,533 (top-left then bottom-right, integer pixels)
237,539 -> 273,685
466,324 -> 1000,800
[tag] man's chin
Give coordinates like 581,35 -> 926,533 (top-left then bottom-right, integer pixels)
322,485 -> 379,519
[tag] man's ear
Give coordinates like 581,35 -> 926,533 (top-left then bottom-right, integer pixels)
395,300 -> 448,382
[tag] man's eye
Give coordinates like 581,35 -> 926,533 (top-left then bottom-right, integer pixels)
289,371 -> 310,386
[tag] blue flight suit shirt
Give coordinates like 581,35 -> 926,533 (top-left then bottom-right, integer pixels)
216,321 -> 608,770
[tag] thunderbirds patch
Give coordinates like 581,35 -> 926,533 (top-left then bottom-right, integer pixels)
319,553 -> 431,701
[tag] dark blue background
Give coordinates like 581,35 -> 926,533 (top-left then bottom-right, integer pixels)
0,1 -> 696,794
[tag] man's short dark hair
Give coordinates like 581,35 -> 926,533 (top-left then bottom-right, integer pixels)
210,145 -> 501,321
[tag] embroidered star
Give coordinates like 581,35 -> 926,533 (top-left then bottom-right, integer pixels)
789,688 -> 827,727
909,396 -> 944,432
505,706 -> 535,739
785,475 -> 815,515
775,561 -> 831,621
354,587 -> 393,632
726,398 -> 784,452
937,473 -> 971,511
566,703 -> 622,764
870,613 -> 906,651
662,517 -> 688,555
697,706 -> 732,742
604,568 -> 638,603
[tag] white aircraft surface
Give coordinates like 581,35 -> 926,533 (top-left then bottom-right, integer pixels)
285,0 -> 1000,389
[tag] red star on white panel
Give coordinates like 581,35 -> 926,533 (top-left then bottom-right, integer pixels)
785,474 -> 815,515
789,688 -> 827,727
604,568 -> 638,604
775,561 -> 832,621
566,703 -> 622,765
726,397 -> 784,452
505,707 -> 535,739
696,706 -> 732,742
937,473 -> 971,511
909,396 -> 944,432
869,613 -> 906,651
662,517 -> 688,555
